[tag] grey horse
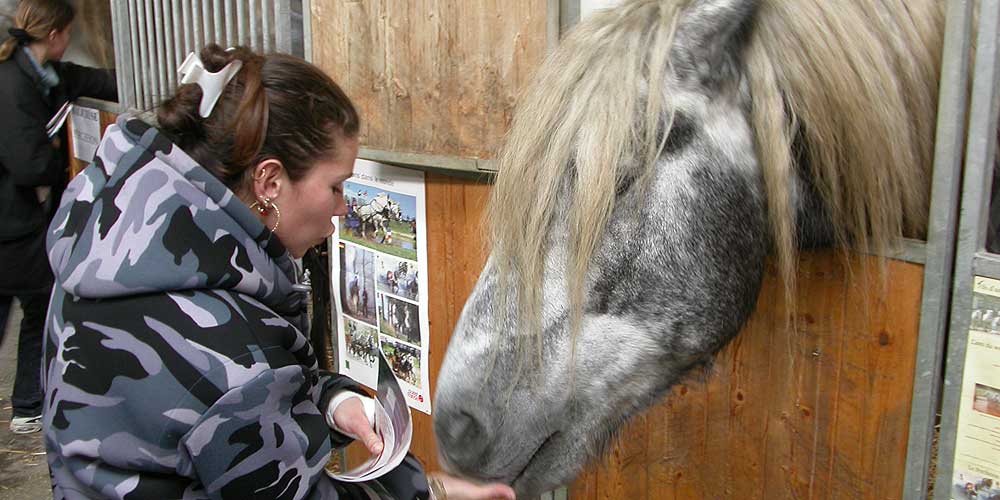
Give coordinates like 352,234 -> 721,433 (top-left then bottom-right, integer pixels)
434,0 -> 941,496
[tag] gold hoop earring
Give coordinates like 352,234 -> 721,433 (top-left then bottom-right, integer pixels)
249,198 -> 280,233
250,197 -> 271,215
268,202 -> 281,234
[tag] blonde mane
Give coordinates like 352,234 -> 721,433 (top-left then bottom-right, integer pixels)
489,0 -> 683,360
488,0 -> 943,344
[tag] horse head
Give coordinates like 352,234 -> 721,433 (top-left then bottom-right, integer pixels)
386,199 -> 402,220
433,0 -> 940,496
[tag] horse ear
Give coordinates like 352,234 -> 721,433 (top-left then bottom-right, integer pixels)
671,0 -> 758,86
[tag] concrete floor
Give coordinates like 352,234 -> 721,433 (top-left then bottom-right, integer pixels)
0,302 -> 52,499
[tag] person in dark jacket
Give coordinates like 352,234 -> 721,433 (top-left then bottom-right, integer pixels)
0,0 -> 115,434
44,44 -> 513,500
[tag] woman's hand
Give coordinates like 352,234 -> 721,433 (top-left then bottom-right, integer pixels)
331,397 -> 383,456
428,472 -> 516,500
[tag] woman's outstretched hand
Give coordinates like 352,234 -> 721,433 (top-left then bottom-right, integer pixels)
428,472 -> 516,500
331,396 -> 383,456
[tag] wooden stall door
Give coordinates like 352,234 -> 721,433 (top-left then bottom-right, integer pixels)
571,254 -> 923,500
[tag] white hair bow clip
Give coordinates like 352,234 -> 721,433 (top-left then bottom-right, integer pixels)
177,51 -> 244,118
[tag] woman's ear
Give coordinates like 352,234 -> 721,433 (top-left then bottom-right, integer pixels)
250,159 -> 286,202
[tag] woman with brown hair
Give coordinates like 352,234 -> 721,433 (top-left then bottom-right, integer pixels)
0,0 -> 114,435
43,44 -> 512,500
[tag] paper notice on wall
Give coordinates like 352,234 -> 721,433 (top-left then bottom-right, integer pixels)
949,276 -> 1000,500
70,105 -> 101,163
331,159 -> 431,414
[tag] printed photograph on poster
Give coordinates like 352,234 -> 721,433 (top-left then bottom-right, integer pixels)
951,468 -> 1000,500
970,288 -> 1000,335
378,293 -> 421,347
344,318 -> 378,369
380,336 -> 422,388
377,254 -> 419,302
339,243 -> 376,326
973,383 -> 1000,418
340,182 -> 419,261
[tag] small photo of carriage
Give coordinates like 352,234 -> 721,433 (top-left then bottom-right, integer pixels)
377,254 -> 419,302
340,182 -> 419,262
378,293 -> 421,347
338,243 -> 377,325
380,336 -> 421,388
343,318 -> 378,369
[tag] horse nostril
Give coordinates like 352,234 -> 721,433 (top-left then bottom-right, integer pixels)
434,408 -> 490,468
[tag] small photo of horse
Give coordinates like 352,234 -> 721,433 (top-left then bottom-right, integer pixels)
377,293 -> 421,347
971,292 -> 1000,336
973,383 -> 1000,419
380,336 -> 421,388
377,254 -> 419,302
340,181 -> 419,261
339,242 -> 377,326
343,318 -> 378,369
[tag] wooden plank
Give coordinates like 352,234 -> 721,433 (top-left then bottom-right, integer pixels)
414,172 -> 492,471
573,253 -> 923,499
311,0 -> 550,160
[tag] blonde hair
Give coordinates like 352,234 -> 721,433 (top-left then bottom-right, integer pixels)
489,0 -> 942,351
77,0 -> 112,68
0,0 -> 74,62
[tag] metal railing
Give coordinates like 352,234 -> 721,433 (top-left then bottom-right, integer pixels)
109,0 -> 303,111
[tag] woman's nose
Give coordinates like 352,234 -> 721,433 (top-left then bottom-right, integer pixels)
333,199 -> 348,216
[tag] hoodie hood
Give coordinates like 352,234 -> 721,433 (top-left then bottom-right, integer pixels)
47,117 -> 305,317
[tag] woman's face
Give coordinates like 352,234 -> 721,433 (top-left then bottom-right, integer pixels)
46,24 -> 72,61
275,136 -> 359,258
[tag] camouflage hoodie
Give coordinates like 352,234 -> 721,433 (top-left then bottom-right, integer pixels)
43,118 -> 423,499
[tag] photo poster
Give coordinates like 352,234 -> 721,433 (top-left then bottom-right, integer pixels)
949,276 -> 1000,500
331,159 -> 431,414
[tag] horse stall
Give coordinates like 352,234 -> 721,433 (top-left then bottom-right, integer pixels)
45,0 -> 994,498
310,1 -> 947,499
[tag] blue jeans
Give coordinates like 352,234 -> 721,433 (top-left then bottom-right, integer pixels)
0,290 -> 47,418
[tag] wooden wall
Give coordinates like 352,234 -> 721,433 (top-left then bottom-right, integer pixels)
311,0 -> 552,159
570,254 -> 924,500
